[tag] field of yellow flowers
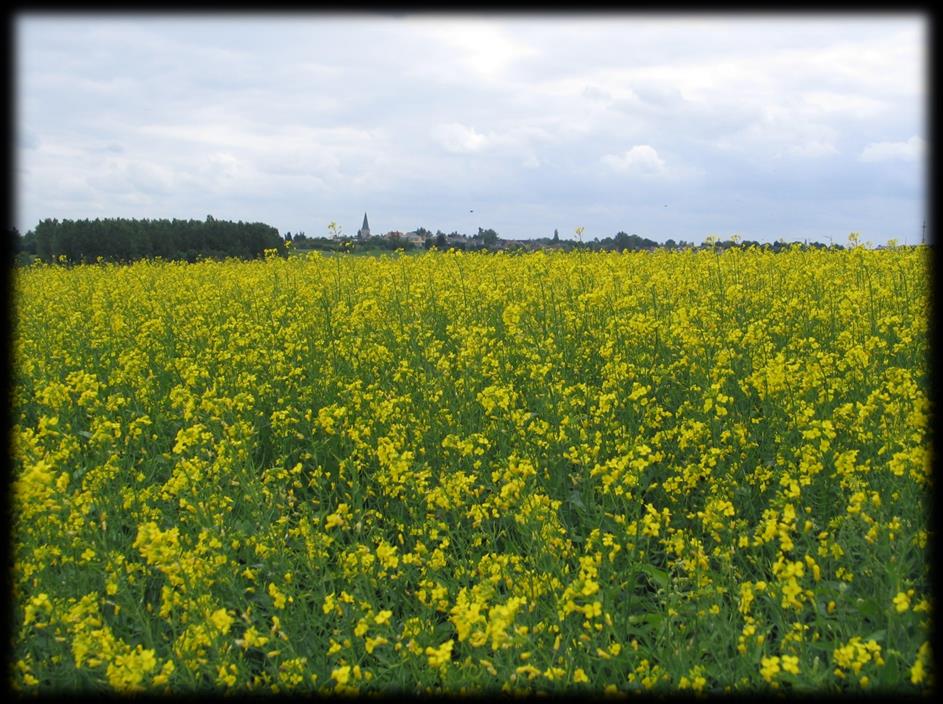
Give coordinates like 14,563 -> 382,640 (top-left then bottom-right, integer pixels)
12,245 -> 931,693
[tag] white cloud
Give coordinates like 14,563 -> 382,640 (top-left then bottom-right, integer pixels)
601,145 -> 666,176
789,141 -> 839,158
87,158 -> 179,196
522,153 -> 541,169
432,123 -> 491,154
523,22 -> 922,161
713,104 -> 841,160
799,91 -> 886,117
404,16 -> 538,79
581,85 -> 611,102
14,15 -> 926,241
859,136 -> 925,162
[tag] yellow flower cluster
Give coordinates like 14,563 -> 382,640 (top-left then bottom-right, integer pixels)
833,636 -> 884,681
11,246 -> 930,693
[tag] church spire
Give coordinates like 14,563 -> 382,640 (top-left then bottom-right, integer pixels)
358,212 -> 371,240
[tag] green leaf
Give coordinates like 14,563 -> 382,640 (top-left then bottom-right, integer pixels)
627,612 -> 664,630
807,640 -> 836,653
878,652 -> 901,686
855,597 -> 881,620
639,564 -> 669,590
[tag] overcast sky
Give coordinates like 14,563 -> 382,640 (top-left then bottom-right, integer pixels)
15,13 -> 927,244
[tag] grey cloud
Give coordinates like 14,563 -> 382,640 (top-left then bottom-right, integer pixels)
581,85 -> 611,102
18,129 -> 39,149
87,143 -> 124,154
629,82 -> 684,108
14,15 -> 926,243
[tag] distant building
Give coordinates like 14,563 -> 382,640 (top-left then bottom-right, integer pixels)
358,213 -> 371,240
381,229 -> 429,246
401,231 -> 427,245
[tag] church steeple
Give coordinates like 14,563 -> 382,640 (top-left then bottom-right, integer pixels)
358,212 -> 371,239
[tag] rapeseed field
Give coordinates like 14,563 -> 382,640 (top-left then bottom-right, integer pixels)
11,245 -> 931,693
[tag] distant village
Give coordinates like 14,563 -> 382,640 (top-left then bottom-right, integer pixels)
13,212 -> 919,267
280,212 -> 876,253
284,212 -> 577,252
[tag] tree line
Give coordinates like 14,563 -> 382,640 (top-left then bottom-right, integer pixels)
12,217 -> 886,265
16,216 -> 285,264
285,227 -> 854,254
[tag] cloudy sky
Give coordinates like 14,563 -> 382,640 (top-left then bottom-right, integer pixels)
15,13 -> 927,244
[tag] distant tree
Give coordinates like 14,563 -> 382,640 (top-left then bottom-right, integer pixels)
34,219 -> 56,261
14,227 -> 37,255
415,227 -> 431,238
478,227 -> 499,245
30,217 -> 283,263
12,227 -> 37,264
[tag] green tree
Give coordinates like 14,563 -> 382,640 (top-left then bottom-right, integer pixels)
478,227 -> 499,245
27,217 -> 283,263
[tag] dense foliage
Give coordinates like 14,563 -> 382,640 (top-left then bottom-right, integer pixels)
11,247 -> 931,694
27,216 -> 284,263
